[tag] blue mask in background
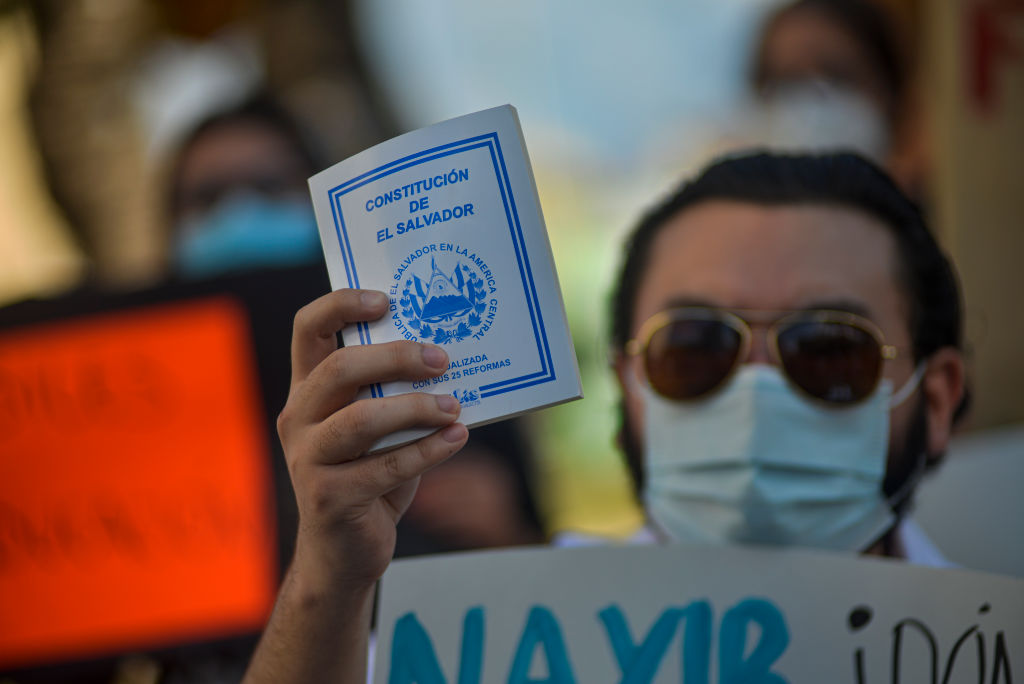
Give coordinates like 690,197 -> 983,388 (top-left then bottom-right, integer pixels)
174,194 -> 321,279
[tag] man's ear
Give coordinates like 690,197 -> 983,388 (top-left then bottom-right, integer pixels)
922,346 -> 967,463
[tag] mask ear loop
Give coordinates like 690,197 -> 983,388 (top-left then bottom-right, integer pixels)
877,445 -> 930,557
888,362 -> 927,408
880,361 -> 931,545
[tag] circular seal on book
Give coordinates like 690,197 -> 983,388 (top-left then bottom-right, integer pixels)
393,244 -> 498,345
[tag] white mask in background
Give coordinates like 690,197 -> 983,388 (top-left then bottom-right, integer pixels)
642,363 -> 922,551
748,79 -> 890,163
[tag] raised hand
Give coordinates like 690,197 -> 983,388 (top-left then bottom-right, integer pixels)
245,288 -> 468,684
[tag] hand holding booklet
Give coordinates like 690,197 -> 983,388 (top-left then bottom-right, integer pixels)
308,105 -> 582,451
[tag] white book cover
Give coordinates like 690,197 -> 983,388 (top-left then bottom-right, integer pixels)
309,105 -> 582,451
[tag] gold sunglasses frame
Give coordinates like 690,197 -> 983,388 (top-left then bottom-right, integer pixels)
625,307 -> 899,404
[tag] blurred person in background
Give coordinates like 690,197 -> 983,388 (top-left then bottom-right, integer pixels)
748,0 -> 929,196
241,151 -> 967,682
164,95 -> 324,280
394,420 -> 545,557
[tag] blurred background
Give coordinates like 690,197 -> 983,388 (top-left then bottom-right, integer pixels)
0,0 -> 1021,681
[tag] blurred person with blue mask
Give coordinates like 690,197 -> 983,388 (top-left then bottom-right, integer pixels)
166,96 -> 323,279
240,152 -> 968,683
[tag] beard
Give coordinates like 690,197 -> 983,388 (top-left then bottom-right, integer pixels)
882,393 -> 932,517
619,392 -> 935,519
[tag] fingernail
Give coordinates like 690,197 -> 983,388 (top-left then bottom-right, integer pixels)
441,424 -> 466,442
361,291 -> 387,308
421,344 -> 448,369
435,394 -> 459,413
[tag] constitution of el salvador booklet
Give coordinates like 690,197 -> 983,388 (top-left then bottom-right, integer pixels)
309,105 -> 582,451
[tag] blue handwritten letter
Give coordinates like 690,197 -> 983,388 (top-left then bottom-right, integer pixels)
718,598 -> 790,684
458,607 -> 485,684
388,607 -> 485,684
599,601 -> 712,684
389,612 -> 446,684
507,605 -> 577,684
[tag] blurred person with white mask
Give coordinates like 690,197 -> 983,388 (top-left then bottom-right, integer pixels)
746,0 -> 925,192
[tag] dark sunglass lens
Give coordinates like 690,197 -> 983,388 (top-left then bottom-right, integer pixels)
777,321 -> 881,404
645,318 -> 742,400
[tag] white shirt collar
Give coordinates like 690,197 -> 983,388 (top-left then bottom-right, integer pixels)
553,517 -> 954,568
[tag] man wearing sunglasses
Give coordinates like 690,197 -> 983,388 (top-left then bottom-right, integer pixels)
242,152 -> 966,683
602,152 -> 966,558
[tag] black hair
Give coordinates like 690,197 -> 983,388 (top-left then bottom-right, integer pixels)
610,152 -> 966,492
751,0 -> 907,122
165,93 -> 323,224
611,151 -> 961,361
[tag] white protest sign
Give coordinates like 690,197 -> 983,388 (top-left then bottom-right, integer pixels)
375,544 -> 1023,683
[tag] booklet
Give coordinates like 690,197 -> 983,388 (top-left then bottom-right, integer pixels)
309,105 -> 582,451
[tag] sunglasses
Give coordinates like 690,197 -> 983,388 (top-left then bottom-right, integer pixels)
625,307 -> 899,405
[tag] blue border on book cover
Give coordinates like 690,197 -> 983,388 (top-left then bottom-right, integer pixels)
325,133 -> 555,400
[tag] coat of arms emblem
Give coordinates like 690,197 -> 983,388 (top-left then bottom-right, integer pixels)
398,255 -> 494,344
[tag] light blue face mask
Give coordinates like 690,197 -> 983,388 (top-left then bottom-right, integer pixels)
642,363 -> 924,551
174,194 -> 321,279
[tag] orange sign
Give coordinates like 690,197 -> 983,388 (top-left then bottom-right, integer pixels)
0,297 -> 277,669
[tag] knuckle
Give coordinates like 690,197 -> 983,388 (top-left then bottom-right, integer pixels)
276,402 -> 295,436
412,437 -> 433,465
283,436 -> 313,479
313,426 -> 335,462
386,341 -> 406,369
417,392 -> 441,415
276,409 -> 289,438
343,400 -> 375,438
315,349 -> 355,395
327,347 -> 350,380
315,418 -> 348,461
345,465 -> 376,501
394,340 -> 420,370
277,413 -> 302,471
381,449 -> 405,480
293,302 -> 314,333
306,478 -> 337,519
